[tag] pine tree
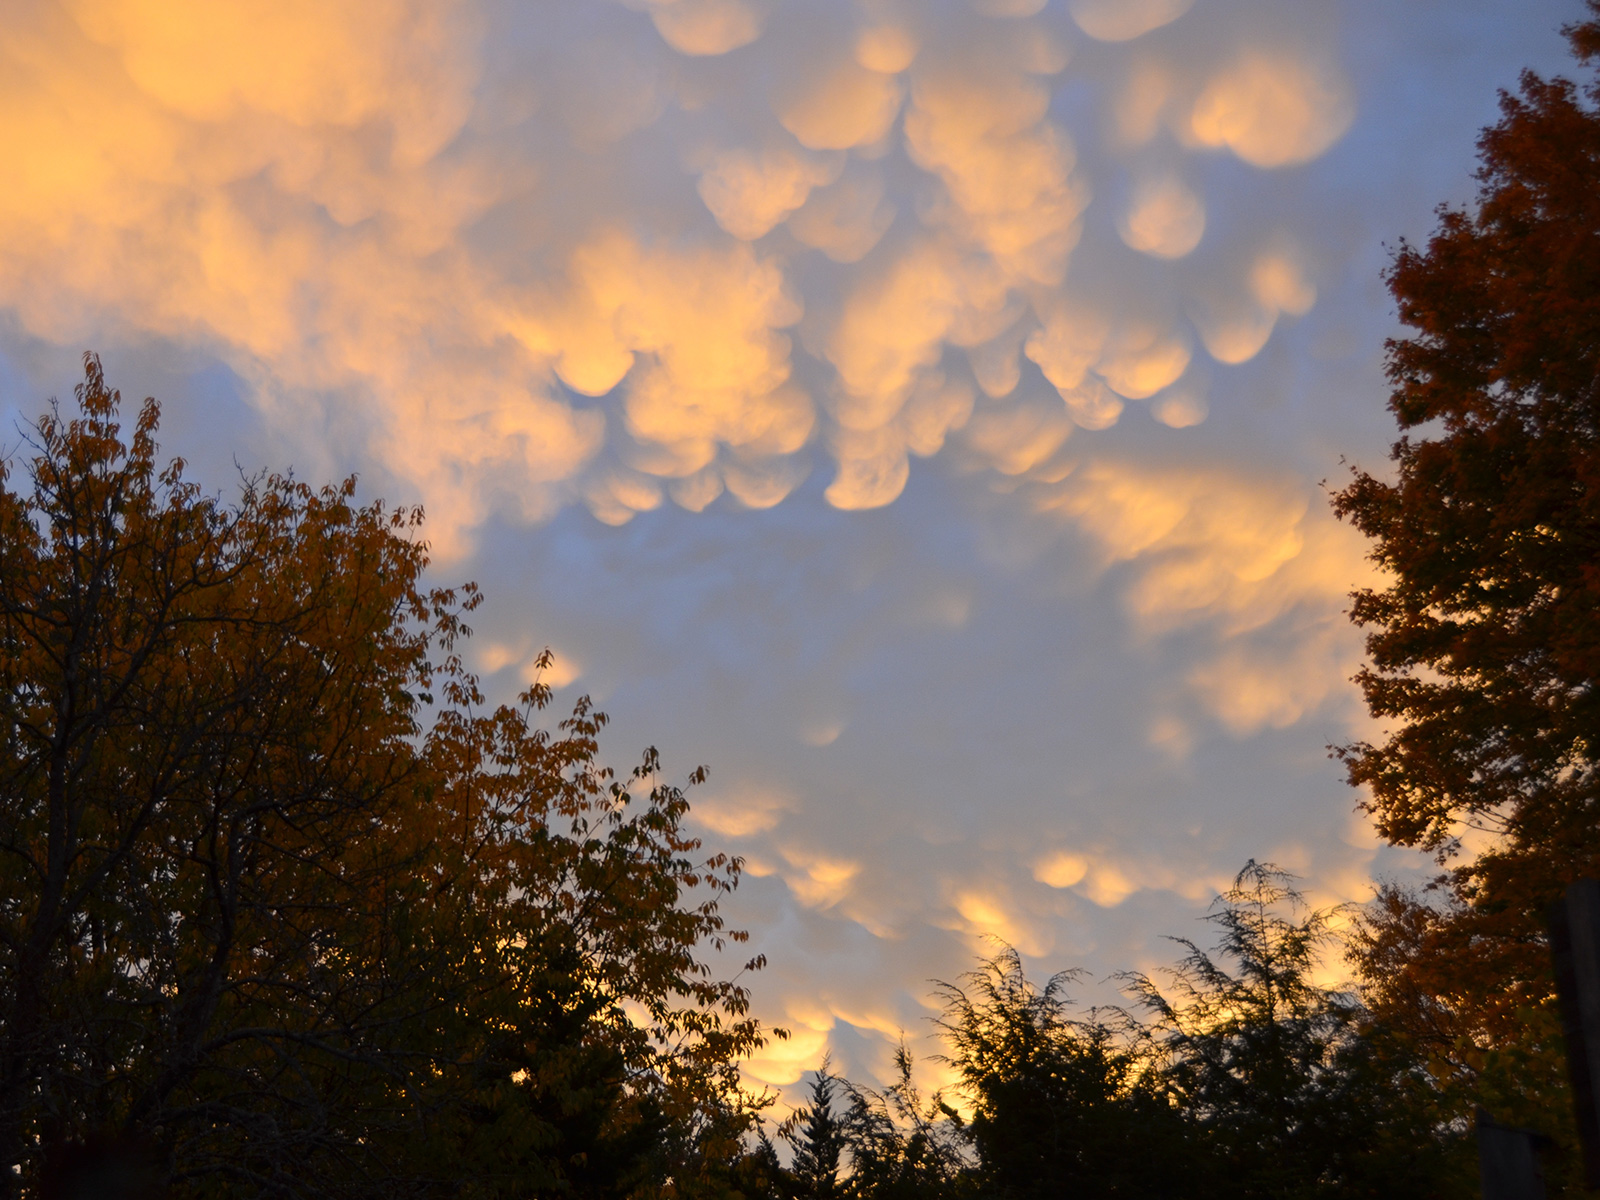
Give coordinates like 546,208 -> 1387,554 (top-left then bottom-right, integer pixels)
790,1061 -> 845,1200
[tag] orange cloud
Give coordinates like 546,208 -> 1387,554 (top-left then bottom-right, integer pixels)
1191,48 -> 1354,168
0,0 -> 1353,536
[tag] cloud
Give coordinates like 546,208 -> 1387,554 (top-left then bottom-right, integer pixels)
961,393 -> 1073,474
786,164 -> 898,262
1189,245 -> 1318,364
697,147 -> 842,240
1034,849 -> 1088,888
774,844 -> 863,909
778,57 -> 905,151
0,0 -> 1363,538
690,785 -> 789,839
948,887 -> 1052,956
627,0 -> 765,56
744,1017 -> 831,1090
1068,0 -> 1192,43
1190,47 -> 1355,168
1118,172 -> 1206,259
854,24 -> 917,75
903,55 -> 1086,283
1036,458 -> 1378,733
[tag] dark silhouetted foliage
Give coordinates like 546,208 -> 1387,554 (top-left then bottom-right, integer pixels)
1331,4 -> 1600,1187
835,1044 -> 971,1200
787,1061 -> 845,1200
821,867 -> 1469,1200
0,356 -> 776,1198
1129,863 -> 1472,1199
935,948 -> 1193,1200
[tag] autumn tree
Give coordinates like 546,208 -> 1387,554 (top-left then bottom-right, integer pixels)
415,685 -> 773,1200
0,356 -> 774,1198
1332,0 -> 1600,1171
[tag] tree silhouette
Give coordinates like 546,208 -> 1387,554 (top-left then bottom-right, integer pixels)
1332,1 -> 1600,1176
1128,863 -> 1470,1199
0,356 -> 775,1198
935,947 -> 1192,1200
789,1060 -> 845,1200
814,867 -> 1472,1199
836,1043 -> 970,1200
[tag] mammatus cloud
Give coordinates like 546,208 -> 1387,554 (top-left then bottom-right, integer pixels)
1118,172 -> 1205,259
0,0 -> 1354,546
622,0 -> 767,56
1035,459 -> 1377,734
1068,0 -> 1192,43
1189,48 -> 1354,168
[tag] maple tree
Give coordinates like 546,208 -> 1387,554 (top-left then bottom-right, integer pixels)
1332,0 -> 1600,1178
0,356 -> 773,1197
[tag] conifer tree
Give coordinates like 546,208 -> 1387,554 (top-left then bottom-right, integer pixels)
790,1063 -> 845,1200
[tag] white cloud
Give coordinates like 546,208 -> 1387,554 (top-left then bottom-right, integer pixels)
1119,172 -> 1206,259
629,0 -> 765,56
1068,0 -> 1193,43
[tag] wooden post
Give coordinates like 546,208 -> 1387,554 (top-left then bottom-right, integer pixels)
1549,878 -> 1600,1188
1478,1110 -> 1548,1200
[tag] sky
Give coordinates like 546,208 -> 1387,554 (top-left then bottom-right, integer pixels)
0,0 -> 1585,1105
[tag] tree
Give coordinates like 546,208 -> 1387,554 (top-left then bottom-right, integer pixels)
1126,863 -> 1471,1199
0,356 -> 775,1197
417,687 -> 774,1200
0,356 -> 453,1193
819,868 -> 1467,1200
835,1044 -> 970,1200
787,1060 -> 845,1200
934,948 -> 1192,1200
1331,1 -> 1600,1176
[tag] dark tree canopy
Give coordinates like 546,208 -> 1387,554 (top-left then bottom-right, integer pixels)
834,1043 -> 970,1200
787,1062 -> 845,1200
1331,3 -> 1600,1182
808,869 -> 1470,1200
1128,864 -> 1470,1200
934,948 -> 1191,1200
1334,1 -> 1600,863
0,356 -> 775,1198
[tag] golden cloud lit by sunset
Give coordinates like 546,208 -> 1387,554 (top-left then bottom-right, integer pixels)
0,0 -> 1359,547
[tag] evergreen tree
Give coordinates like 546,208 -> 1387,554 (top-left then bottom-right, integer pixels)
790,1062 -> 845,1200
836,1044 -> 971,1200
1127,863 -> 1472,1199
936,948 -> 1193,1200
